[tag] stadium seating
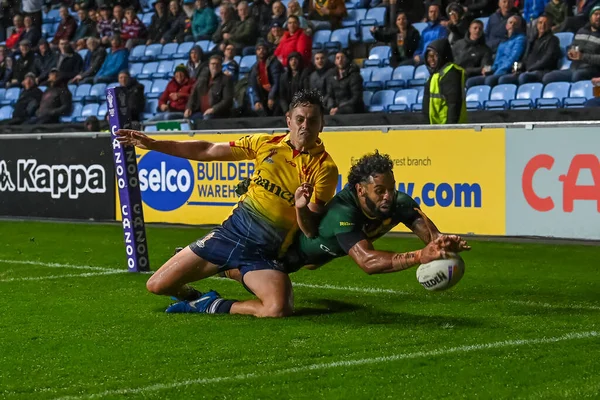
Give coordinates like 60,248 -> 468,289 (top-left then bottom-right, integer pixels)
412,22 -> 427,35
174,42 -> 195,59
342,9 -> 367,29
153,61 -> 175,79
365,66 -> 393,91
139,80 -> 153,95
0,105 -> 13,119
537,82 -> 570,108
485,84 -> 517,110
1,88 -> 20,106
564,80 -> 593,108
157,43 -> 179,61
312,30 -> 332,50
142,44 -> 163,62
466,85 -> 491,111
85,83 -> 107,103
365,8 -> 386,26
368,89 -> 395,112
138,62 -> 159,80
78,103 -> 100,122
239,55 -> 257,74
509,83 -> 543,110
364,46 -> 391,68
144,99 -> 159,120
388,89 -> 418,113
408,64 -> 430,87
360,26 -> 376,44
327,28 -> 352,50
142,12 -> 153,26
360,68 -> 373,87
130,63 -> 144,77
98,103 -> 108,118
129,45 -> 146,62
385,65 -> 414,89
363,91 -> 373,108
61,103 -> 83,123
148,79 -> 169,99
476,17 -> 489,31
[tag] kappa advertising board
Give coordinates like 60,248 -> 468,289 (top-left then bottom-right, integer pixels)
506,127 -> 600,239
118,129 -> 505,236
0,137 -> 115,219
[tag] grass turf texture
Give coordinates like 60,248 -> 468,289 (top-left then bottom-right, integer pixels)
0,220 -> 599,400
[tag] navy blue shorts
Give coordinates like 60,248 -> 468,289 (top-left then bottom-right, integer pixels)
189,203 -> 287,276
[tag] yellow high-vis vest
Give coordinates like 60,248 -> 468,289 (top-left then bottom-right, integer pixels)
428,63 -> 467,124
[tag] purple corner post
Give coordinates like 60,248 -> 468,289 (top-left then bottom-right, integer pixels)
106,87 -> 150,272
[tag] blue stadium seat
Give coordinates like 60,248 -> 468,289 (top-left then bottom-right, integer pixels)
142,12 -> 153,26
42,23 -> 53,38
388,89 -> 418,112
564,80 -> 593,108
312,20 -> 332,32
365,8 -> 386,26
79,104 -> 100,121
106,82 -> 119,89
408,64 -> 430,87
61,103 -> 83,123
363,91 -> 373,107
466,85 -> 491,111
476,17 -> 489,31
0,88 -> 6,101
559,56 -> 571,70
345,0 -> 361,8
174,42 -> 195,59
360,26 -> 376,44
148,79 -> 169,99
509,83 -> 543,109
312,30 -> 332,50
416,86 -> 424,103
73,84 -> 91,103
144,125 -> 158,132
412,22 -> 427,35
44,8 -> 60,23
386,65 -> 414,89
157,43 -> 179,61
0,105 -> 13,119
139,80 -> 153,95
364,46 -> 391,67
364,66 -> 393,91
360,68 -> 373,86
153,61 -> 175,79
239,55 -> 257,73
98,102 -> 108,118
555,32 -> 574,53
234,55 -> 242,65
129,63 -> 144,77
129,45 -> 147,62
342,8 -> 367,28
1,88 -> 20,106
537,82 -> 570,108
138,62 -> 159,80
242,46 -> 256,56
208,41 -> 218,52
369,90 -> 395,112
144,99 -> 159,120
68,84 -> 77,97
142,44 -> 163,61
197,40 -> 211,52
85,83 -> 107,103
484,84 -> 517,110
327,28 -> 351,50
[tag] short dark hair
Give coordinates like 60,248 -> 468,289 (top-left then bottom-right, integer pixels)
470,19 -> 484,28
348,151 -> 394,191
287,14 -> 299,23
289,89 -> 325,115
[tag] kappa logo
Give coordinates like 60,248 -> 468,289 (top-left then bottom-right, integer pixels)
264,149 -> 277,164
320,244 -> 337,256
196,232 -> 215,249
0,160 -> 16,191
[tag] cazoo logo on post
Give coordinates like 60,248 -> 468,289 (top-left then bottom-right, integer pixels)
0,159 -> 106,199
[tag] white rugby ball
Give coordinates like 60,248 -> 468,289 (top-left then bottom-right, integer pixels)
416,255 -> 465,291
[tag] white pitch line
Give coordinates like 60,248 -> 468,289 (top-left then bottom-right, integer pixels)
508,299 -> 600,311
52,330 -> 599,400
292,281 -> 409,295
0,259 -> 115,272
0,270 -> 129,283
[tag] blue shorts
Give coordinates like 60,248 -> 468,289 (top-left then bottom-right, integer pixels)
188,203 -> 286,276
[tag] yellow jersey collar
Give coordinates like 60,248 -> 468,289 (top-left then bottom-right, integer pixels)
283,133 -> 325,157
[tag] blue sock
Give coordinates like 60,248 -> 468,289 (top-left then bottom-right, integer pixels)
207,299 -> 236,314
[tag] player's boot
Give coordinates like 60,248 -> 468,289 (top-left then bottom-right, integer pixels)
169,287 -> 203,303
174,247 -> 184,255
165,290 -> 222,314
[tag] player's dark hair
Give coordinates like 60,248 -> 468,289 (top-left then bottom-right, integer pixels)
289,88 -> 325,115
348,150 -> 394,191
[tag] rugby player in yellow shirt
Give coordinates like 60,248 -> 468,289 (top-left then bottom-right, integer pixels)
116,89 -> 338,317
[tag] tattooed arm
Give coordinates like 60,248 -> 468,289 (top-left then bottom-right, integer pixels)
410,209 -> 442,244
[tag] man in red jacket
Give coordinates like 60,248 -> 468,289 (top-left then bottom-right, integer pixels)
274,15 -> 312,67
50,6 -> 78,50
156,64 -> 196,120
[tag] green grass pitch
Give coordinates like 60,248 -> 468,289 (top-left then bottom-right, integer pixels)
0,220 -> 599,399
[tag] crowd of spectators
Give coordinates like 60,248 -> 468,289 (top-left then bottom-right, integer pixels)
0,0 -> 598,125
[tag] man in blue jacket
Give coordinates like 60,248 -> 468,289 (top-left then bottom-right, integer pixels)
485,0 -> 521,52
466,15 -> 526,87
88,35 -> 129,84
402,4 -> 447,66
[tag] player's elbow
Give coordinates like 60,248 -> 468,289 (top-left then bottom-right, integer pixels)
357,260 -> 379,275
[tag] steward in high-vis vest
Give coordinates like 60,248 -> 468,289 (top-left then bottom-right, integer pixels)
422,38 -> 467,124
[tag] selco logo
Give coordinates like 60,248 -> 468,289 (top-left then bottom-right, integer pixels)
137,152 -> 194,211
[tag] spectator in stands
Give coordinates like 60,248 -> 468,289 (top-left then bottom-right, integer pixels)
30,68 -> 72,124
371,10 -> 421,67
182,0 -> 196,17
561,0 -> 597,33
162,0 -> 193,43
286,0 -> 311,33
51,6 -> 78,50
22,16 -> 40,47
22,0 -> 44,35
187,45 -> 207,79
8,40 -> 36,88
544,5 -> 600,83
84,116 -> 100,131
274,15 -> 312,67
98,5 -> 114,45
404,4 -> 447,66
523,0 -> 548,37
423,38 -> 467,124
73,0 -> 93,12
325,50 -> 364,115
462,0 -> 498,19
453,19 -> 493,78
34,39 -> 57,85
466,15 -> 526,87
250,40 -> 283,116
251,0 -> 273,39
306,0 -> 347,30
271,1 -> 287,28
545,0 -> 571,32
1,72 -> 42,124
157,64 -> 195,119
500,15 -> 561,84
6,15 -> 25,51
191,0 -> 218,41
72,8 -> 97,51
309,50 -> 333,95
584,76 -> 600,106
267,20 -> 285,49
55,39 -> 83,83
111,5 -> 125,38
225,1 -> 258,52
445,3 -> 471,46
485,0 -> 520,52
212,5 -> 239,49
185,54 -> 234,120
222,42 -> 240,83
0,56 -> 13,88
146,0 -> 171,45
279,52 -> 309,113
121,7 -> 147,49
71,37 -> 106,84
85,35 -> 128,84
119,69 -> 145,122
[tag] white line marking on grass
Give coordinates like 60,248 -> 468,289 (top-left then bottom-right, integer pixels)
0,270 -> 129,283
53,330 -> 599,400
292,282 -> 409,295
0,259 -> 115,272
508,300 -> 600,311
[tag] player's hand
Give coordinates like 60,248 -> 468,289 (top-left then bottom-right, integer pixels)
438,234 -> 470,253
419,236 -> 451,264
115,129 -> 154,149
294,182 -> 313,209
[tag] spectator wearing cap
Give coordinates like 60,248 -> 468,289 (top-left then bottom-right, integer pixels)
222,42 -> 240,83
274,15 -> 312,68
22,16 -> 41,48
55,39 -> 83,83
8,40 -> 36,88
0,72 -> 42,125
249,40 -> 283,116
325,50 -> 364,115
83,35 -> 129,84
34,39 -> 57,85
223,1 -> 258,53
187,45 -> 207,79
51,6 -> 78,50
97,6 -> 114,45
212,5 -> 239,50
485,0 -> 521,52
191,0 -> 218,41
445,3 -> 470,46
30,68 -> 72,124
156,64 -> 196,120
309,50 -> 334,96
267,20 -> 285,49
119,70 -> 146,123
403,4 -> 447,66
371,10 -> 421,67
279,52 -> 310,113
146,0 -> 171,45
251,0 -> 273,38
71,37 -> 106,84
71,8 -> 97,51
307,0 -> 347,30
6,15 -> 26,50
162,0 -> 193,43
185,54 -> 234,120
121,7 -> 147,49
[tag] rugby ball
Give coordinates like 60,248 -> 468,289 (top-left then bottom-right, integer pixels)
416,255 -> 465,291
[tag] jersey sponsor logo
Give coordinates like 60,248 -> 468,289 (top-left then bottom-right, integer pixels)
399,182 -> 482,208
264,149 -> 277,164
138,151 -> 194,211
320,244 -> 338,256
252,171 -> 295,205
285,159 -> 297,167
196,232 -> 215,249
339,221 -> 354,226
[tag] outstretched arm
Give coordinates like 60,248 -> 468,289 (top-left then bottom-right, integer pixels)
409,208 -> 442,244
294,183 -> 325,238
115,129 -> 238,161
